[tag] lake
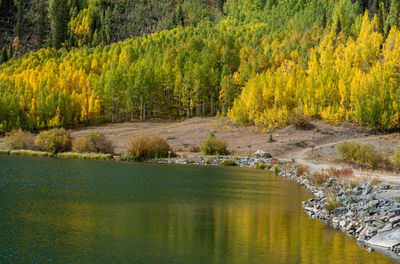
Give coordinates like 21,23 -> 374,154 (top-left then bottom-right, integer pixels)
0,155 -> 396,263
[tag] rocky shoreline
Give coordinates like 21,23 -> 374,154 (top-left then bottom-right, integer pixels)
158,151 -> 400,261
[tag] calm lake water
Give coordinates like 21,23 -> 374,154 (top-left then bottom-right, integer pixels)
0,155 -> 397,264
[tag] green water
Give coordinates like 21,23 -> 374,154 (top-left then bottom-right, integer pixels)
0,155 -> 396,264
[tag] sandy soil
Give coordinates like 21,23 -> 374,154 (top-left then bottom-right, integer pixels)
68,117 -> 365,156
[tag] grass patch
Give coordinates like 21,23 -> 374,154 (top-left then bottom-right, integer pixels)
347,195 -> 358,204
326,199 -> 343,212
220,159 -> 238,166
57,152 -> 113,160
0,149 -> 10,155
306,172 -> 329,185
10,150 -> 52,157
320,131 -> 334,136
199,132 -> 229,155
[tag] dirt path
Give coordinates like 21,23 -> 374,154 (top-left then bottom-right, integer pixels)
284,137 -> 400,184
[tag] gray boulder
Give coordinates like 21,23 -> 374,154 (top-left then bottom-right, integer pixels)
254,150 -> 272,158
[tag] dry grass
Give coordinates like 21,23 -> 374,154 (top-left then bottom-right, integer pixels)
188,145 -> 199,153
57,152 -> 113,160
326,168 -> 354,179
296,165 -> 309,176
9,150 -> 52,157
4,128 -> 35,150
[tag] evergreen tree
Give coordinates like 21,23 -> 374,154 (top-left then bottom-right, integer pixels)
49,0 -> 70,48
14,0 -> 23,37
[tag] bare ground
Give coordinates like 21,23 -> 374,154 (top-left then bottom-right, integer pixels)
1,117 -> 399,182
68,117 -> 364,156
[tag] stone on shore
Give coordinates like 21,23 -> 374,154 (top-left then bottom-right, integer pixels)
367,229 -> 400,249
254,150 -> 272,158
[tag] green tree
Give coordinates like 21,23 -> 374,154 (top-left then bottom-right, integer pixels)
49,0 -> 70,48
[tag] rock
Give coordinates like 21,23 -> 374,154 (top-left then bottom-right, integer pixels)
389,216 -> 400,225
331,207 -> 349,216
254,150 -> 272,158
364,200 -> 379,210
367,229 -> 400,249
378,223 -> 393,233
367,247 -> 374,253
380,184 -> 391,190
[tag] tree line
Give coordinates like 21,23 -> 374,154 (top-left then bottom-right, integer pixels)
1,0 -> 400,132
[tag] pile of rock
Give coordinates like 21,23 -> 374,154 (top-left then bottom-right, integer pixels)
158,150 -> 274,168
278,164 -> 400,256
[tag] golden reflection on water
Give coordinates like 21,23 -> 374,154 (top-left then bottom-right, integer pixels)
0,156 -> 396,264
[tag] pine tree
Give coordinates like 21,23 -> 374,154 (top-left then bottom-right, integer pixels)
14,0 -> 23,37
49,0 -> 70,48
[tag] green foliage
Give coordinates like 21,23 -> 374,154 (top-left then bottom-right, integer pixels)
337,141 -> 393,170
256,161 -> 266,169
199,132 -> 229,155
10,149 -> 52,157
34,128 -> 72,154
347,195 -> 358,204
126,135 -> 173,161
49,0 -> 70,48
220,159 -> 238,166
394,149 -> 400,167
273,165 -> 280,175
4,128 -> 35,150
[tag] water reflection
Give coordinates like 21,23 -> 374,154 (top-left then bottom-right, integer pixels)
0,155 -> 396,263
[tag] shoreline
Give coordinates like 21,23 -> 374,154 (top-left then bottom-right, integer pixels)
1,149 -> 400,261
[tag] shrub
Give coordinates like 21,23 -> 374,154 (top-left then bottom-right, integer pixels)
72,136 -> 96,153
256,161 -> 266,169
189,145 -> 199,153
126,135 -> 173,161
34,128 -> 72,154
72,132 -> 114,154
296,165 -> 309,176
10,150 -> 52,157
290,111 -> 313,130
274,165 -> 280,175
220,159 -> 237,166
394,149 -> 400,168
199,132 -> 229,155
337,141 -> 393,170
4,128 -> 35,150
327,168 -> 353,178
326,199 -> 343,212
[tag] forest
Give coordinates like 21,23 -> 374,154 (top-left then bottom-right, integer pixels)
1,0 -> 400,132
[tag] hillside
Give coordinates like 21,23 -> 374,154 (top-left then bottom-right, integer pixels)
1,0 -> 400,133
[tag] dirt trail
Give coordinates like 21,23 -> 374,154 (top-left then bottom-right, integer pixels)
283,137 -> 400,184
